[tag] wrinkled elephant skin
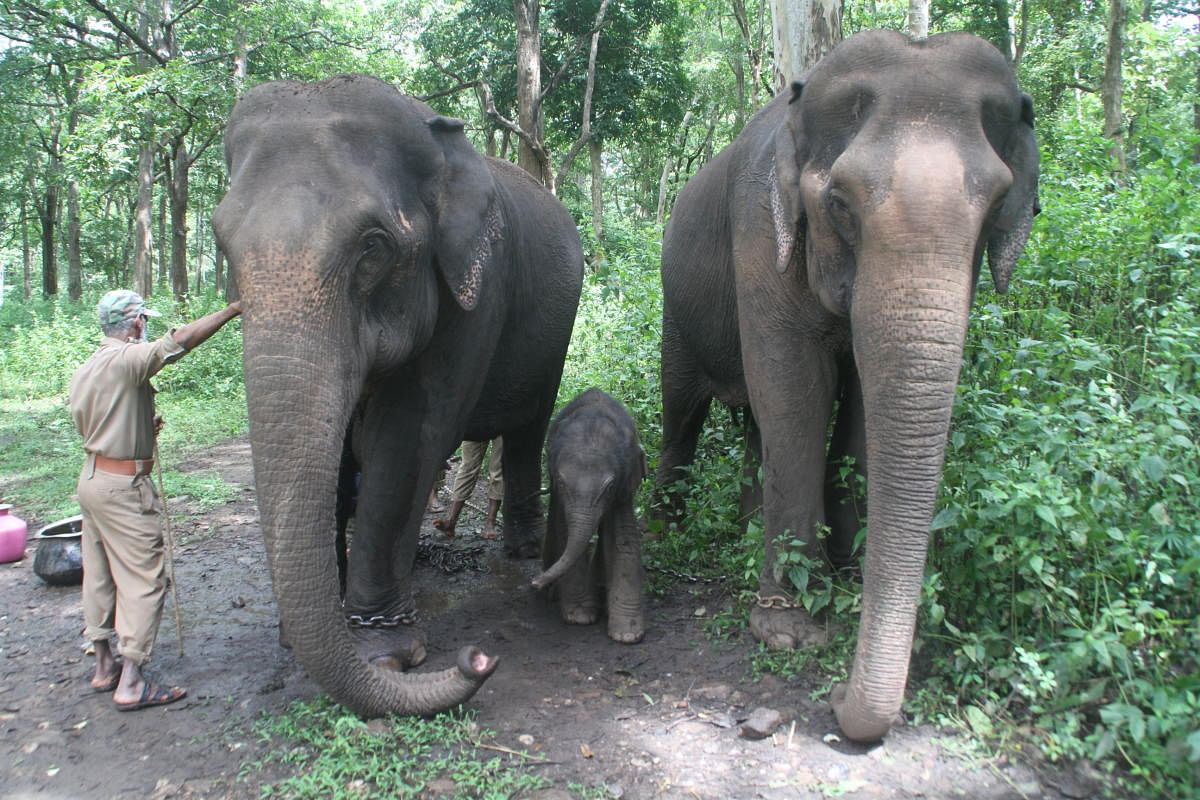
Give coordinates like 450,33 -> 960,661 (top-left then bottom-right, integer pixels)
653,32 -> 1039,740
213,75 -> 583,717
534,389 -> 648,643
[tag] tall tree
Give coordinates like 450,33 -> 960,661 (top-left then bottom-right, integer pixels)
770,0 -> 841,90
1101,0 -> 1127,173
908,0 -> 930,38
513,0 -> 551,183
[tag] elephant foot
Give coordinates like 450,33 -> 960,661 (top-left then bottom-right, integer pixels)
749,604 -> 826,649
349,624 -> 428,672
560,602 -> 599,626
504,533 -> 542,560
607,616 -> 644,644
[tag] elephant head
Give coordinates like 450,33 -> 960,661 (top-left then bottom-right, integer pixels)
770,32 -> 1039,740
532,390 -> 647,590
212,75 -> 501,716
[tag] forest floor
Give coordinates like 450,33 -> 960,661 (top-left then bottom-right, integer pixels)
1,437 -> 1107,800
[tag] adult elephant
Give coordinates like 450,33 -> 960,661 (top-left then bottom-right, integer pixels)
213,75 -> 583,717
654,31 -> 1039,741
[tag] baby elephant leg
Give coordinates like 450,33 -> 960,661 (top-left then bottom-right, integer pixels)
602,506 -> 645,643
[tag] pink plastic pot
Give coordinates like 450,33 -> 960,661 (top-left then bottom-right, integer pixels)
0,504 -> 28,564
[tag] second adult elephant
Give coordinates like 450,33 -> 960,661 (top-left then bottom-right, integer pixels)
654,31 -> 1039,741
213,75 -> 583,717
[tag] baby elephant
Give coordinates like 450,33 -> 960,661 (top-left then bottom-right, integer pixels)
532,389 -> 647,643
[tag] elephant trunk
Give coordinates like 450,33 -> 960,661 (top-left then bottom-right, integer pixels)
837,248 -> 974,741
244,326 -> 495,716
531,505 -> 600,590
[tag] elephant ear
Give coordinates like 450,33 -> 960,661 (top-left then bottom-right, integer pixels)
428,115 -> 501,311
986,94 -> 1040,294
771,82 -> 807,274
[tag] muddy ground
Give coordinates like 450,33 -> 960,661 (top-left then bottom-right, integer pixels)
1,438 -> 1104,799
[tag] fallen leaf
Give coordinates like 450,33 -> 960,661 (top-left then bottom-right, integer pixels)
580,743 -> 594,759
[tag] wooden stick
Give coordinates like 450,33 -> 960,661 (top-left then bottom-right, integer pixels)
153,442 -> 185,657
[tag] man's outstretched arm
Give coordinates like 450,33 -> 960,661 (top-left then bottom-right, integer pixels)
171,302 -> 242,351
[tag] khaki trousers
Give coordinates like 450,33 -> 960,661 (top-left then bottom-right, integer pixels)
76,458 -> 165,665
449,437 -> 504,503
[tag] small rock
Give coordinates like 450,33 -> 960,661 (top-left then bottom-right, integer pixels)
517,734 -> 535,747
231,597 -> 246,609
740,707 -> 784,740
424,778 -> 458,797
826,763 -> 851,782
694,683 -> 732,702
526,790 -> 574,800
604,783 -> 624,799
693,606 -> 707,617
630,756 -> 651,768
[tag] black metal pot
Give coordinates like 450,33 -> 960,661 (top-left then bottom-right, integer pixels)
33,515 -> 84,586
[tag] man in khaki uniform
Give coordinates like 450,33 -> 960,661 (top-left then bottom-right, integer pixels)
433,437 -> 503,540
69,289 -> 241,711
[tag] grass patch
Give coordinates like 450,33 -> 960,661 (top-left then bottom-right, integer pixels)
247,698 -> 549,799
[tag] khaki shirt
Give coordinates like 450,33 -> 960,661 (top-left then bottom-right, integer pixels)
69,333 -> 187,461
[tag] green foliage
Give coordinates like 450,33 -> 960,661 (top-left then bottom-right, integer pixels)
916,133 -> 1200,795
250,698 -> 547,799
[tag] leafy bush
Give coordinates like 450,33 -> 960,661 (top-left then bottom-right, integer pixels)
915,134 -> 1200,795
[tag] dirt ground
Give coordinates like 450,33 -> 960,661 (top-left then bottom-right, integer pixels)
1,437 -> 1105,800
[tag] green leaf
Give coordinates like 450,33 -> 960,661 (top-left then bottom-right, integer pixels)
1034,505 -> 1058,529
1140,455 -> 1167,482
964,705 -> 994,737
930,506 -> 959,531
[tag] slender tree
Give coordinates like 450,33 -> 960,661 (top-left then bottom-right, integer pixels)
1101,0 -> 1127,173
770,0 -> 842,90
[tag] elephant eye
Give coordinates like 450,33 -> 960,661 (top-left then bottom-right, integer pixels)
355,230 -> 397,292
826,191 -> 859,245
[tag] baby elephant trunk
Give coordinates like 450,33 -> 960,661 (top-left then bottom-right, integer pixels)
531,507 -> 601,589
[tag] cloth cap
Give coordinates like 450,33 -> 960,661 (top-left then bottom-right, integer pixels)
97,290 -> 161,326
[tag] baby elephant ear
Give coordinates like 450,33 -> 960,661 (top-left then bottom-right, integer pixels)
428,115 -> 500,311
986,94 -> 1040,294
772,82 -> 806,274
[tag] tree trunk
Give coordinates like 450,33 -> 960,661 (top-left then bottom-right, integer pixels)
1194,46 -> 1199,163
770,0 -> 842,91
66,94 -> 82,301
656,98 -> 698,226
67,180 -> 82,300
157,187 -> 168,286
168,139 -> 190,299
907,0 -> 929,39
21,200 -> 32,300
554,0 -> 610,191
1013,0 -> 1029,70
38,133 -> 60,298
1101,0 -> 1127,174
513,0 -> 550,186
194,192 -> 205,294
133,139 -> 155,296
590,139 -> 604,242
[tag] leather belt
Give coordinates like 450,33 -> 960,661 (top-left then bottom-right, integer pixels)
93,453 -> 154,476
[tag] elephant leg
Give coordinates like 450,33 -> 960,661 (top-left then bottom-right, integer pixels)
602,505 -> 645,644
737,408 -> 763,536
500,420 -> 549,559
654,311 -> 713,527
824,358 -> 867,572
343,383 -> 448,671
745,340 -> 839,650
